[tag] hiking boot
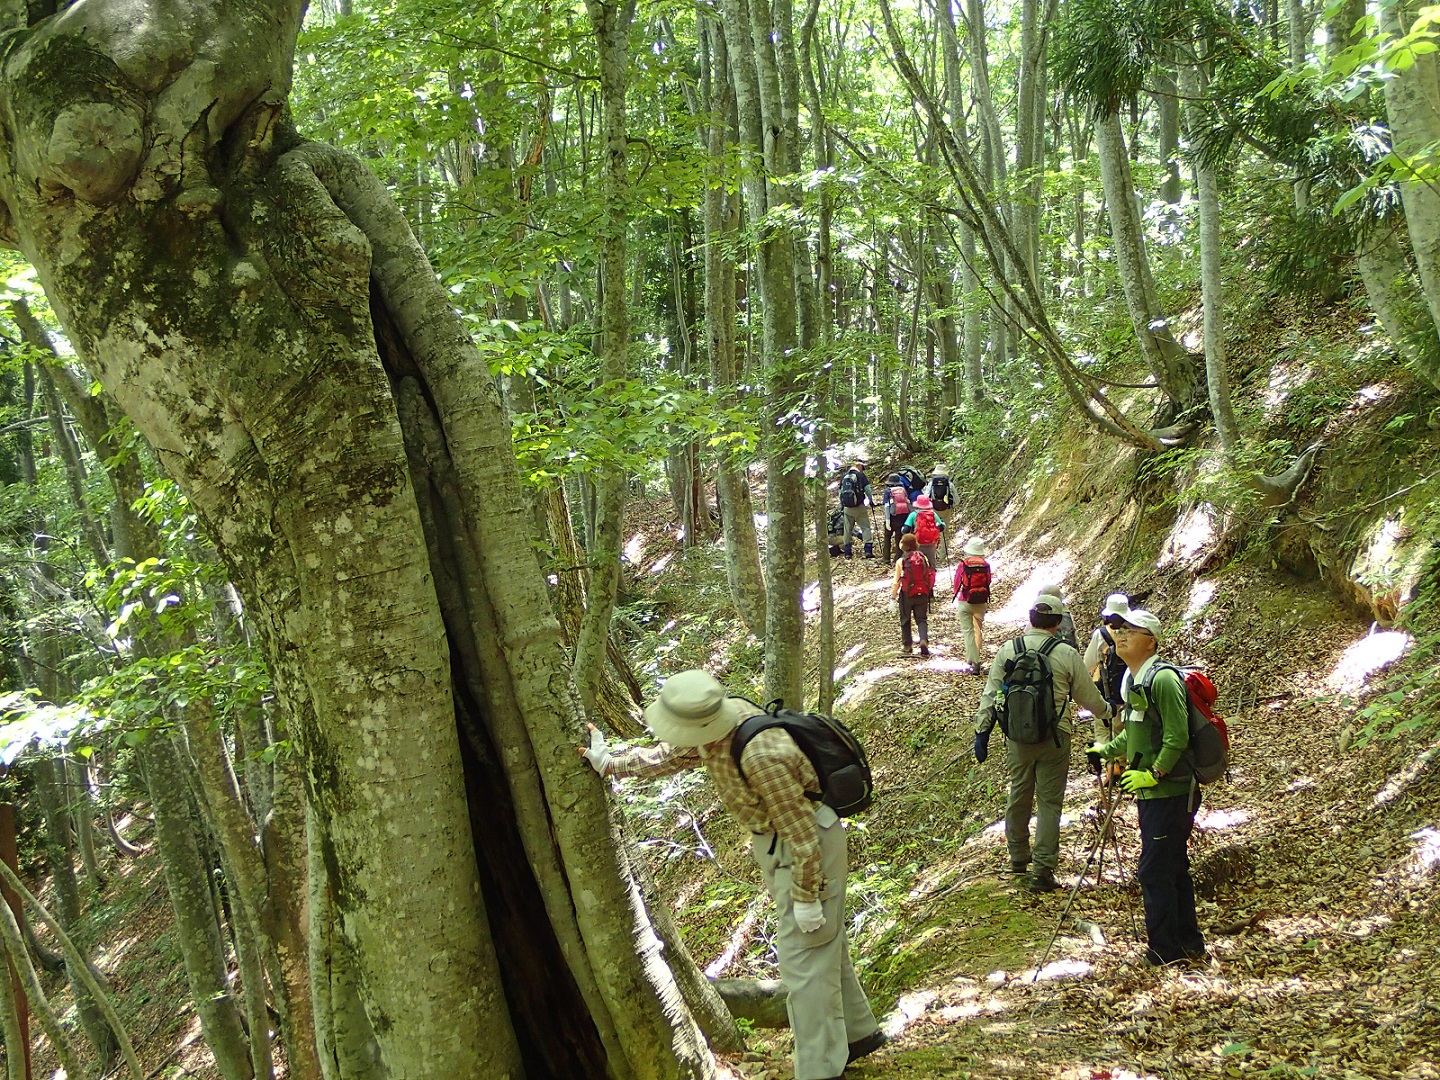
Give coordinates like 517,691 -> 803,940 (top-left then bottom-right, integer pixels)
847,1029 -> 889,1064
1025,868 -> 1058,893
842,545 -> 854,559
897,648 -> 914,658
863,542 -> 874,558
918,643 -> 930,658
1009,860 -> 1029,875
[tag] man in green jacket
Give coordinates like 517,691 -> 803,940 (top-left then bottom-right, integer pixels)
1090,609 -> 1207,967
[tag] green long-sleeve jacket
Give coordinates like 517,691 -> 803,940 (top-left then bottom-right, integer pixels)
1095,655 -> 1192,800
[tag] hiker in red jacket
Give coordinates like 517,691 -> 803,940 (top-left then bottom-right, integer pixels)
951,537 -> 992,672
890,533 -> 935,658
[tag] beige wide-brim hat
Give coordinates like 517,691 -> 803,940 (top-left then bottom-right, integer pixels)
963,536 -> 987,556
643,670 -> 754,747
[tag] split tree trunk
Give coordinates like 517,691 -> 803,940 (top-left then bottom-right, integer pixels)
0,4 -> 713,1077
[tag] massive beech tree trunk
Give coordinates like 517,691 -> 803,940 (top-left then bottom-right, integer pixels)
0,4 -> 710,1078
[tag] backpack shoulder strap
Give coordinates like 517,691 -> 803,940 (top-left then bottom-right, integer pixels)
730,711 -> 789,782
1038,635 -> 1063,657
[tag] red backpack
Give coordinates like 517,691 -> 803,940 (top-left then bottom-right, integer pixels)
955,556 -> 991,603
900,551 -> 935,597
914,510 -> 940,546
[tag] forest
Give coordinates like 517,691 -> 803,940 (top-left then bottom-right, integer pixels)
0,0 -> 1436,1077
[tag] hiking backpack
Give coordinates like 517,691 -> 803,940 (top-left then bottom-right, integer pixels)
731,700 -> 874,816
900,550 -> 935,597
896,466 -> 924,494
827,506 -> 846,538
888,485 -> 911,517
956,556 -> 991,604
1056,612 -> 1079,650
1097,627 -> 1127,707
914,509 -> 941,546
1000,636 -> 1063,745
1138,663 -> 1230,785
928,474 -> 953,510
838,469 -> 863,508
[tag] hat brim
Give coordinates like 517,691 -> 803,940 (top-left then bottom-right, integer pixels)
963,541 -> 987,555
1101,600 -> 1130,617
644,695 -> 757,747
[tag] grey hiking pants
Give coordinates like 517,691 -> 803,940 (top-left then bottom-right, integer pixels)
752,807 -> 879,1080
843,506 -> 872,543
1004,728 -> 1073,872
899,592 -> 930,652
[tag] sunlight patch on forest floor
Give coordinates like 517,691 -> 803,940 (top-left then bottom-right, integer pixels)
1325,630 -> 1409,693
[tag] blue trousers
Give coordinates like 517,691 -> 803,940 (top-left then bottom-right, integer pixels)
1136,792 -> 1206,963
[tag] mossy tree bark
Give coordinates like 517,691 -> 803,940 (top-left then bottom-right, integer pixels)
0,3 -> 712,1078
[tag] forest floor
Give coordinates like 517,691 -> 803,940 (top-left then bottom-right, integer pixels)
685,517 -> 1440,1080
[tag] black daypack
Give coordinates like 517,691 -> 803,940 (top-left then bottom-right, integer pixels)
1000,636 -> 1063,746
731,700 -> 873,816
839,469 -> 863,508
929,474 -> 953,510
896,466 -> 924,493
1138,663 -> 1229,785
1098,627 -> 1127,707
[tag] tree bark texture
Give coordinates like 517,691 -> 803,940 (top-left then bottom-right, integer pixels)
0,5 -> 712,1078
1382,0 -> 1440,358
1093,111 -> 1195,406
702,21 -> 767,636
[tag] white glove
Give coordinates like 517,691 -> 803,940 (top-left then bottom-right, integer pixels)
888,597 -> 899,615
582,725 -> 613,775
792,899 -> 826,933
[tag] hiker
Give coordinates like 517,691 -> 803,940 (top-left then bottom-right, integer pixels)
890,533 -> 934,658
581,670 -> 887,1079
902,494 -> 946,567
1089,610 -> 1208,967
880,474 -> 913,564
1083,593 -> 1132,721
895,465 -> 926,504
951,537 -> 991,672
925,464 -> 954,559
836,458 -> 875,559
972,592 -> 1113,892
827,506 -> 862,557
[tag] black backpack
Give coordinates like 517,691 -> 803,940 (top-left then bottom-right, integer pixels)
999,636 -> 1063,746
929,474 -> 952,510
896,466 -> 924,493
731,700 -> 873,817
1097,627 -> 1127,707
838,469 -> 863,508
827,506 -> 846,536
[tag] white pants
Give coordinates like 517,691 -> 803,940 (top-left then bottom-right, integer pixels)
751,807 -> 879,1080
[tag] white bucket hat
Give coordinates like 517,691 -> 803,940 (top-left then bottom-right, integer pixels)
1117,609 -> 1163,638
643,670 -> 753,747
1101,593 -> 1131,617
932,463 -> 948,475
1031,592 -> 1067,616
963,536 -> 987,556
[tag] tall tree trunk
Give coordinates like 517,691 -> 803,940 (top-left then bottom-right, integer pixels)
1382,0 -> 1440,347
1154,62 -> 1182,204
702,20 -> 768,635
1181,53 -> 1240,449
0,6 -> 715,1077
573,0 -> 636,720
1094,110 -> 1195,407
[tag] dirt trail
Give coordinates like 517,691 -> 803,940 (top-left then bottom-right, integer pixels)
735,535 -> 1440,1080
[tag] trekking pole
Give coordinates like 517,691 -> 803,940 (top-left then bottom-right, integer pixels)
1033,756 -> 1138,981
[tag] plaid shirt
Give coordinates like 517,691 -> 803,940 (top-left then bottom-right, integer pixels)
604,718 -> 828,901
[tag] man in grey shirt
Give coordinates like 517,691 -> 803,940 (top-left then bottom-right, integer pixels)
973,591 -> 1113,892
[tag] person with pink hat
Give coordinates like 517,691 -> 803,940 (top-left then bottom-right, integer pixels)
901,493 -> 945,568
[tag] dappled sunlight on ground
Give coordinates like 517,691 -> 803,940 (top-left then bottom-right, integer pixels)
836,665 -> 906,710
624,532 -> 646,564
1409,827 -> 1440,875
1325,630 -> 1409,694
988,554 -> 1078,623
1196,808 -> 1249,831
704,897 -> 765,978
1373,742 -> 1438,807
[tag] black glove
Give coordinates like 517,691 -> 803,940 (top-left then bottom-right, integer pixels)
974,729 -> 991,764
1086,750 -> 1103,775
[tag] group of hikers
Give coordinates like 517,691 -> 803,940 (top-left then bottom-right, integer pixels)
578,458 -> 1221,1080
829,455 -> 993,670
